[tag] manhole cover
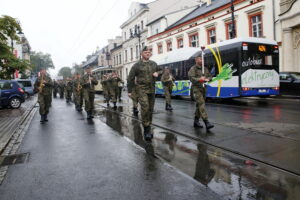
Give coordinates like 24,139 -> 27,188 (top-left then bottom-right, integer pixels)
0,153 -> 30,167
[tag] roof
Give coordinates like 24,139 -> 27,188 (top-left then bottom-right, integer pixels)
82,55 -> 98,68
167,0 -> 231,31
151,47 -> 200,65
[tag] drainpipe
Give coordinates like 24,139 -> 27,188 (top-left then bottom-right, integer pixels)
272,0 -> 276,40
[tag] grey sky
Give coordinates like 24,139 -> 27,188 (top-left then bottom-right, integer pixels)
1,0 -> 151,76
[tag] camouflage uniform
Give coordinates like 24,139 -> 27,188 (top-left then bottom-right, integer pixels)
80,74 -> 98,117
34,74 -> 53,123
58,81 -> 65,98
161,73 -> 175,108
101,78 -> 109,103
188,64 -> 214,129
65,80 -> 73,102
108,76 -> 122,106
127,60 -> 162,129
73,78 -> 83,111
53,81 -> 58,98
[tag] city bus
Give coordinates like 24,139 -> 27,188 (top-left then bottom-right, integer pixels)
92,66 -> 115,93
152,37 -> 280,98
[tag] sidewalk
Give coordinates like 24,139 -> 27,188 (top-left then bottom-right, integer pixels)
0,98 -> 221,200
0,96 -> 37,154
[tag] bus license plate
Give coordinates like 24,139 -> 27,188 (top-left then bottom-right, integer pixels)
259,89 -> 267,93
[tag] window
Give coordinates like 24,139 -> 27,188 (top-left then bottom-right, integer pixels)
130,48 -> 133,61
166,41 -> 172,52
136,45 -> 139,59
125,50 -> 127,62
249,13 -> 263,37
177,38 -> 183,48
124,32 -> 127,40
119,54 -> 122,64
0,81 -> 12,90
189,33 -> 199,47
157,43 -> 163,54
226,22 -> 236,39
141,21 -> 144,30
207,28 -> 216,44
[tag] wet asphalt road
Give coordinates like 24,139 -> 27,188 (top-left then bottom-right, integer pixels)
0,98 -> 221,200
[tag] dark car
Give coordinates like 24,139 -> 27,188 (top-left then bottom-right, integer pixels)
16,79 -> 35,99
279,72 -> 300,96
0,80 -> 25,109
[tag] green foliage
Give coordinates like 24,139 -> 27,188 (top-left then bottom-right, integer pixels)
0,15 -> 31,79
58,66 -> 72,79
30,51 -> 55,73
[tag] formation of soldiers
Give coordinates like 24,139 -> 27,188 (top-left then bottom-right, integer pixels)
34,46 -> 214,141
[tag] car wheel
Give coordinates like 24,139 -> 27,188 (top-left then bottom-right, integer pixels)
9,97 -> 21,109
24,92 -> 29,99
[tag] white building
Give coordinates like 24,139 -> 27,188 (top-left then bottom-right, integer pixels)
120,0 -> 200,82
278,0 -> 300,72
147,0 -> 277,58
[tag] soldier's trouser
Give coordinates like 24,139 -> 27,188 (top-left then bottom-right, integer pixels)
118,87 -> 122,99
138,91 -> 155,127
38,94 -> 51,115
163,85 -> 173,104
74,91 -> 83,108
83,90 -> 95,112
53,89 -> 58,97
110,87 -> 119,103
131,89 -> 138,108
193,88 -> 208,120
66,90 -> 72,100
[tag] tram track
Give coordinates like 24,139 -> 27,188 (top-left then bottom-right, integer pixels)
95,102 -> 300,177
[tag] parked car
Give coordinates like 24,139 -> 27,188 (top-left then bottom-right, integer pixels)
0,80 -> 25,109
16,79 -> 35,98
279,72 -> 300,96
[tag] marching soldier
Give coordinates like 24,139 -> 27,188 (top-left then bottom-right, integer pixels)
73,73 -> 83,112
131,83 -> 139,116
161,68 -> 175,111
81,66 -> 98,119
65,77 -> 73,103
58,80 -> 65,99
188,54 -> 214,130
108,71 -> 123,109
118,78 -> 124,101
53,79 -> 58,98
127,46 -> 162,141
34,69 -> 53,124
101,74 -> 109,106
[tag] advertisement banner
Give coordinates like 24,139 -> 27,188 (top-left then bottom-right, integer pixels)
155,80 -> 191,96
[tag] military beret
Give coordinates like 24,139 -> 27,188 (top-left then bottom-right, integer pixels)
142,46 -> 149,52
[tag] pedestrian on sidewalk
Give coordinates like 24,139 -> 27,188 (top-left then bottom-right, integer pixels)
73,73 -> 83,112
188,54 -> 214,130
34,68 -> 53,124
81,66 -> 98,119
161,68 -> 175,111
127,46 -> 162,141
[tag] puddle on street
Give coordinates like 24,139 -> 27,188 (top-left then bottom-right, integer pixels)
94,107 -> 300,200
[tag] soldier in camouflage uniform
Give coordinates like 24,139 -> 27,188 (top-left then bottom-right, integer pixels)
53,80 -> 58,98
131,83 -> 139,116
108,71 -> 123,109
65,77 -> 73,103
58,80 -> 65,99
127,46 -> 162,141
101,74 -> 109,105
161,68 -> 175,111
188,54 -> 214,130
73,73 -> 83,112
81,66 -> 98,119
34,69 -> 53,124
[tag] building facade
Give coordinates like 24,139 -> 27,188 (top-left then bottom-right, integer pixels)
147,0 -> 277,57
278,0 -> 300,72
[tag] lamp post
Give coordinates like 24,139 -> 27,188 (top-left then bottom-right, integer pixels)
231,0 -> 236,38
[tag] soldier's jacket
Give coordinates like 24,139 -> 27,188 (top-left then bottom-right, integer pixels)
161,73 -> 175,87
58,82 -> 65,90
127,60 -> 162,93
188,65 -> 212,88
53,81 -> 58,90
108,76 -> 122,89
65,81 -> 73,91
80,74 -> 98,92
34,75 -> 53,95
101,79 -> 108,90
73,79 -> 82,93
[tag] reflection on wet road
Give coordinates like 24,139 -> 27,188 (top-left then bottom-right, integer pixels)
95,106 -> 300,200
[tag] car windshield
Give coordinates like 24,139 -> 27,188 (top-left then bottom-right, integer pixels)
290,72 -> 300,79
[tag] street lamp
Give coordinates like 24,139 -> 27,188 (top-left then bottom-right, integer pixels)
132,25 -> 141,59
230,0 -> 236,38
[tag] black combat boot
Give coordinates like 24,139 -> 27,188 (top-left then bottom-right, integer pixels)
107,102 -> 110,107
78,107 -> 82,112
143,126 -> 153,142
168,104 -> 173,111
40,115 -> 45,124
133,107 -> 139,116
165,103 -> 168,110
113,102 -> 117,109
203,120 -> 214,130
87,112 -> 92,119
193,117 -> 203,128
44,115 -> 48,122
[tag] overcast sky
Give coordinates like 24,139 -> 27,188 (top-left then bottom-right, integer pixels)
1,0 -> 152,76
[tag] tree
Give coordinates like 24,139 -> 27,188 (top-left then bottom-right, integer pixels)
30,51 -> 55,74
0,15 -> 31,79
72,64 -> 84,75
58,66 -> 72,79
